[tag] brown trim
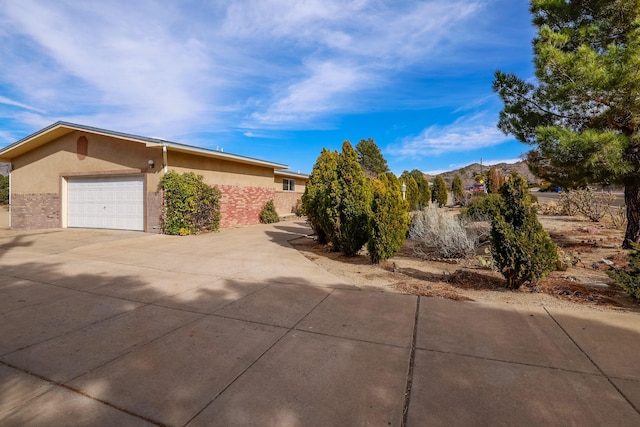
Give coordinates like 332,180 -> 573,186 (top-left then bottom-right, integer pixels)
143,173 -> 148,232
61,168 -> 144,178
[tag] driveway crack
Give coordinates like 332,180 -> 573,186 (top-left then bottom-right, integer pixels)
402,296 -> 420,427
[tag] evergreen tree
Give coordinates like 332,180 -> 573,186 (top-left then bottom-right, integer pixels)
451,174 -> 464,205
487,167 -> 504,194
334,141 -> 373,256
356,138 -> 389,178
490,172 -> 557,289
400,172 -> 419,211
409,169 -> 431,209
301,149 -> 340,245
432,175 -> 448,207
367,172 -> 410,263
493,0 -> 640,248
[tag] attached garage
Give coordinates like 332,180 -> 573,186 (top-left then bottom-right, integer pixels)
0,121 -> 309,232
66,176 -> 144,231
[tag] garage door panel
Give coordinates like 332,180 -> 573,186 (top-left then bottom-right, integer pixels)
67,176 -> 144,231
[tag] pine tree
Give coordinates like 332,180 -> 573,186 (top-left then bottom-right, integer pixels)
493,0 -> 640,248
356,138 -> 389,179
367,172 -> 410,263
432,175 -> 448,207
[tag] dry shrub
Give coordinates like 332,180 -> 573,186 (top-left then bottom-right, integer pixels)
607,205 -> 627,230
560,189 -> 615,222
539,202 -> 563,216
409,203 -> 482,259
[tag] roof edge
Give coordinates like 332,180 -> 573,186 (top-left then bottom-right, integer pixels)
0,121 -> 289,170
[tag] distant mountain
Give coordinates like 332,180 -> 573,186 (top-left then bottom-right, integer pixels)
0,163 -> 9,176
424,160 -> 539,188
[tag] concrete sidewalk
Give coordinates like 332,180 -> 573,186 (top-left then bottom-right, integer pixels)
0,222 -> 639,426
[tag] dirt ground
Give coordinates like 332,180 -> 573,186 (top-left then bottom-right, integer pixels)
290,212 -> 640,313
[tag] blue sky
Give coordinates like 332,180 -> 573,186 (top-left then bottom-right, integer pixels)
0,0 -> 535,175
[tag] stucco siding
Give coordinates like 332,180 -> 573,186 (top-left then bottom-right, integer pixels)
11,131 -> 162,194
273,191 -> 301,216
274,176 -> 307,193
168,151 -> 273,188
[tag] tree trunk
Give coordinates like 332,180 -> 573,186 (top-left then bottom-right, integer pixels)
623,177 -> 640,249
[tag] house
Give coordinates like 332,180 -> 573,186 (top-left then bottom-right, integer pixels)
0,122 -> 308,232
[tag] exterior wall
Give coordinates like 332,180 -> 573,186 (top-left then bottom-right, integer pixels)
169,151 -> 276,227
147,191 -> 163,233
10,193 -> 60,230
10,131 -> 163,232
8,128 -> 290,231
11,131 -> 163,193
273,175 -> 307,216
273,191 -> 300,216
218,184 -> 275,228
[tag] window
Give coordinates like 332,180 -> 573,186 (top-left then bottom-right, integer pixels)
282,178 -> 295,191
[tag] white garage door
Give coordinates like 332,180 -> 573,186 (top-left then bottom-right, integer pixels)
67,176 -> 144,231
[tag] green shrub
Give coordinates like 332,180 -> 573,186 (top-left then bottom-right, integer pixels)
409,169 -> 431,209
0,175 -> 8,205
490,172 -> 557,289
367,173 -> 410,263
432,175 -> 448,207
260,200 -> 280,224
334,141 -> 372,256
302,148 -> 340,245
294,199 -> 304,217
451,174 -> 464,206
463,193 -> 502,221
607,244 -> 640,301
400,172 -> 419,211
159,171 -> 221,235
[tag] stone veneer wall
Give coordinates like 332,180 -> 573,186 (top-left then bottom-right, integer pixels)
218,184 -> 275,228
11,193 -> 60,230
147,191 -> 163,233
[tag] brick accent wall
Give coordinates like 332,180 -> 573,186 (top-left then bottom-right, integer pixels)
147,191 -> 163,233
274,191 -> 302,216
11,193 -> 60,230
218,184 -> 275,228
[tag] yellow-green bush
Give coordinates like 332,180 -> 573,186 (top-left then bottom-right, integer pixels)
367,173 -> 410,263
260,200 -> 280,224
159,171 -> 221,235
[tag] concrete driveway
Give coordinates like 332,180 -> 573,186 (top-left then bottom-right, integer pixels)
1,222 -> 639,426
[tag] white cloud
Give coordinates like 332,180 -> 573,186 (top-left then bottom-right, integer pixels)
0,96 -> 46,113
0,1 -> 215,136
0,0 -> 498,137
389,113 -> 512,158
250,61 -> 376,125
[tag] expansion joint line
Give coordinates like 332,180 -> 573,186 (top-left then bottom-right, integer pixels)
402,296 -> 420,427
182,288 -> 336,426
544,307 -> 640,416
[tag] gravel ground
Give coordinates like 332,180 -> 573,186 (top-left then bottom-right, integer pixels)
290,214 -> 640,314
